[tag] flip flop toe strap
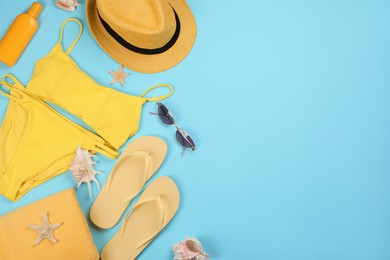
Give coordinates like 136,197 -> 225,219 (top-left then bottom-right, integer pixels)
119,195 -> 165,249
104,151 -> 152,204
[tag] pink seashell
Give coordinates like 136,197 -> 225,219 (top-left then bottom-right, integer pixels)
70,146 -> 102,198
173,237 -> 210,260
55,0 -> 80,12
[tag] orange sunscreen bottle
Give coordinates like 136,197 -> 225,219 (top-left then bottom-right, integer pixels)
0,2 -> 43,66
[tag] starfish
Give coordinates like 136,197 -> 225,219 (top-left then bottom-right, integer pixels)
110,65 -> 130,87
28,212 -> 62,246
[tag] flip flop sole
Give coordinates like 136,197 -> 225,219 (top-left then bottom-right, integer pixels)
101,176 -> 180,260
90,136 -> 167,229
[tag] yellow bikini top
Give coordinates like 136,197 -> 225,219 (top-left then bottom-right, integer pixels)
25,18 -> 173,149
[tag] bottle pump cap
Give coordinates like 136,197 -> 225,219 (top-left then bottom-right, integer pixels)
27,2 -> 43,19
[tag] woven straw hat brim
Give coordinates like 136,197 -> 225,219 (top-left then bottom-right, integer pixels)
86,0 -> 196,73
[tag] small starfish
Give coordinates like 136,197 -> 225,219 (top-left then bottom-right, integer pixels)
110,65 -> 130,86
28,212 -> 62,246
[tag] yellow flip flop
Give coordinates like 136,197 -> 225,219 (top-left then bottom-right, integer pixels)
101,176 -> 180,260
90,136 -> 167,229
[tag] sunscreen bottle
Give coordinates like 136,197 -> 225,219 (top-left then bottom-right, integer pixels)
0,2 -> 43,66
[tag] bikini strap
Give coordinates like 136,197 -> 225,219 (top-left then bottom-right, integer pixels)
140,84 -> 174,102
0,74 -> 24,101
59,18 -> 83,54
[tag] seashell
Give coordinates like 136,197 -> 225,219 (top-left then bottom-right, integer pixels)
173,237 -> 210,260
69,146 -> 102,198
55,0 -> 80,12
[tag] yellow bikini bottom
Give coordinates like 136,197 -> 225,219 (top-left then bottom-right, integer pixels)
0,75 -> 118,201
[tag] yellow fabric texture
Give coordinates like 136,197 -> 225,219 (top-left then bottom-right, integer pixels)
0,75 -> 117,201
0,18 -> 173,201
26,18 -> 174,149
0,189 -> 99,260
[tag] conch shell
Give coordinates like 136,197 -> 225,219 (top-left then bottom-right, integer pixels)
173,237 -> 210,260
55,0 -> 80,12
70,146 -> 102,198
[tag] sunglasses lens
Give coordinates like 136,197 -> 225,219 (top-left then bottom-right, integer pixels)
158,104 -> 174,125
176,129 -> 195,150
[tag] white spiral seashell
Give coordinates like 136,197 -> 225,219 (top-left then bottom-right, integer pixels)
70,146 -> 102,198
55,0 -> 80,12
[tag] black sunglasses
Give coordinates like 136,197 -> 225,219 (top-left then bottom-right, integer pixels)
149,102 -> 196,155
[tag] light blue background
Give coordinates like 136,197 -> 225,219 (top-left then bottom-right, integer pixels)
1,0 -> 390,259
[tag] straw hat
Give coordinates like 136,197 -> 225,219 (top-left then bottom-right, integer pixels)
86,0 -> 196,73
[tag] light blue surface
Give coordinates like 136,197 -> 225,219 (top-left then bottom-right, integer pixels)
1,0 -> 390,259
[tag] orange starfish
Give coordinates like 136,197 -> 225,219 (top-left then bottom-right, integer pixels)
110,65 -> 130,87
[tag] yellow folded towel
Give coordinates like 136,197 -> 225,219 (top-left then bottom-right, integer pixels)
0,188 -> 99,260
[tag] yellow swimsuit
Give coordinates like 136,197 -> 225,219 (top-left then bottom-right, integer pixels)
0,18 -> 173,201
